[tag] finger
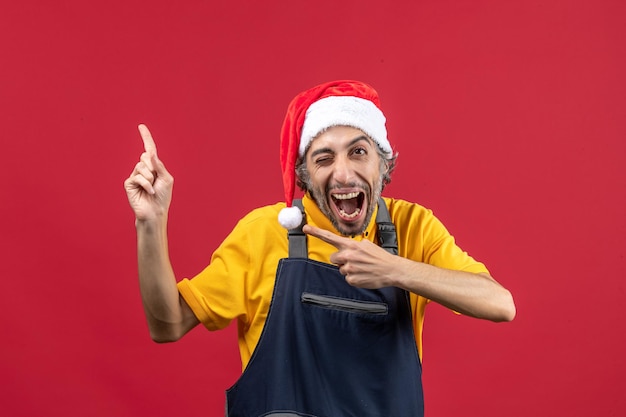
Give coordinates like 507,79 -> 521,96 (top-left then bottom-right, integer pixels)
138,124 -> 158,156
330,252 -> 346,267
134,161 -> 155,184
302,225 -> 350,250
134,174 -> 156,195
151,152 -> 172,180
125,173 -> 156,195
140,151 -> 155,172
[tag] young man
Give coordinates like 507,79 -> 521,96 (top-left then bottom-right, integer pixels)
124,80 -> 515,416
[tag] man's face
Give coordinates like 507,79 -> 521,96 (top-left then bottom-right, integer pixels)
303,125 -> 386,236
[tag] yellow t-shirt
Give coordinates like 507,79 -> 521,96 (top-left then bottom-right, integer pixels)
177,195 -> 488,370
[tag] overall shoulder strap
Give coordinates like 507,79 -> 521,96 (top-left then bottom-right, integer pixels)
287,199 -> 307,258
376,198 -> 398,255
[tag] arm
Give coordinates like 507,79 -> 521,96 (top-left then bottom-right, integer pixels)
381,256 -> 515,322
303,225 -> 515,322
124,124 -> 199,342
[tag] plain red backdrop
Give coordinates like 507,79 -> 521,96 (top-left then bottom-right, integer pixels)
1,1 -> 624,416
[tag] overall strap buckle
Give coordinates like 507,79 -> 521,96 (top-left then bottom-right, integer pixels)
375,198 -> 398,255
287,200 -> 307,258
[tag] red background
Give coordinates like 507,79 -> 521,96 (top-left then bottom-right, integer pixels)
1,1 -> 624,416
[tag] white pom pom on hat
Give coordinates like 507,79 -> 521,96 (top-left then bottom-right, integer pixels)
277,205 -> 303,230
278,80 -> 391,229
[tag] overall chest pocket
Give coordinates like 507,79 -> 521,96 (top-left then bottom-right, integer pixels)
301,292 -> 388,315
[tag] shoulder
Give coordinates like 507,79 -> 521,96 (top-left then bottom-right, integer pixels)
384,197 -> 435,221
218,202 -> 289,256
382,196 -> 449,237
236,202 -> 286,228
230,202 -> 289,243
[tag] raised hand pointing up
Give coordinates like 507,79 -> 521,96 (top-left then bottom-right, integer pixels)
123,124 -> 198,341
124,124 -> 174,222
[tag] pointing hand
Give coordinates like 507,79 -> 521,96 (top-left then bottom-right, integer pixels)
124,124 -> 174,221
303,224 -> 398,289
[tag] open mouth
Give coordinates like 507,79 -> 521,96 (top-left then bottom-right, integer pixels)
331,191 -> 365,220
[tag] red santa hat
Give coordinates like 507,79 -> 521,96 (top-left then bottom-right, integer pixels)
278,80 -> 392,229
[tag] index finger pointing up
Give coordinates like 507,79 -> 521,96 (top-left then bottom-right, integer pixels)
138,124 -> 157,155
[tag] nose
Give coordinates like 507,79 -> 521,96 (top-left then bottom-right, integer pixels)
331,155 -> 355,185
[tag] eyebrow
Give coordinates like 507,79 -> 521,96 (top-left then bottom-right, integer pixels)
309,135 -> 371,158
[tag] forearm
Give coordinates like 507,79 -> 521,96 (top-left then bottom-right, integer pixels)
136,216 -> 195,341
302,225 -> 515,322
390,258 -> 516,322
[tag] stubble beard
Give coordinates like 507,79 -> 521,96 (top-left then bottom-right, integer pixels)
307,177 -> 383,237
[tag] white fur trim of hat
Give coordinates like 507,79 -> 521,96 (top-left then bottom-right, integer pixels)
299,96 -> 392,157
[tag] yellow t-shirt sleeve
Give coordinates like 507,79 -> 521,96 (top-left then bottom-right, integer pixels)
177,204 -> 287,333
389,198 -> 489,274
177,220 -> 252,331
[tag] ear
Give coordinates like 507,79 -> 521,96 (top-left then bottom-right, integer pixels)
383,158 -> 390,173
379,153 -> 395,189
379,156 -> 390,175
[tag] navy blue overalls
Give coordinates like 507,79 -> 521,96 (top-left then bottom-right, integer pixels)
226,199 -> 424,417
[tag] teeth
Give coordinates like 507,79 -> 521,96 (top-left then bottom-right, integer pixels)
339,208 -> 361,218
333,192 -> 360,200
